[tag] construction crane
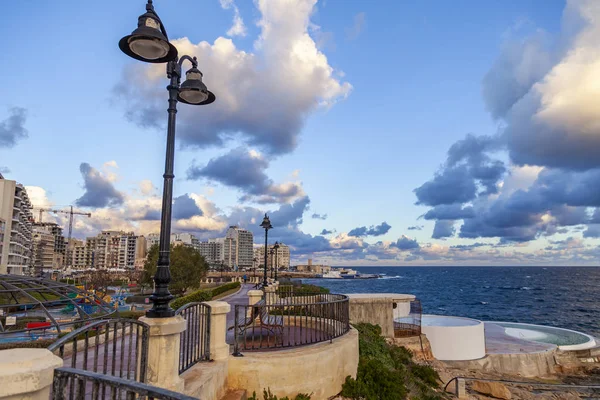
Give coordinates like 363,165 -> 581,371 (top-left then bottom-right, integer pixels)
36,206 -> 92,267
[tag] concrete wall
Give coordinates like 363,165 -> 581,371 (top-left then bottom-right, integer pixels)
227,327 -> 359,400
347,293 -> 415,338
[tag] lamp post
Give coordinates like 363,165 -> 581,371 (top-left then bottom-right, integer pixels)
273,242 -> 280,281
260,214 -> 272,287
253,257 -> 257,279
269,249 -> 275,279
119,0 -> 215,318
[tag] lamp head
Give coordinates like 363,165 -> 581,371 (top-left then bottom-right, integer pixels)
178,62 -> 216,105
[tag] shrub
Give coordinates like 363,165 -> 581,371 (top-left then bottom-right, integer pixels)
341,323 -> 445,400
169,281 -> 240,310
291,284 -> 329,295
0,337 -> 56,350
117,310 -> 146,319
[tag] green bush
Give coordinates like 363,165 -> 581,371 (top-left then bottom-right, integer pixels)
211,281 -> 241,297
117,310 -> 146,319
0,338 -> 56,350
341,323 -> 444,400
169,282 -> 240,310
290,284 -> 329,295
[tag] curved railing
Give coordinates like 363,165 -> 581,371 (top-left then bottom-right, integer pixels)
232,291 -> 350,355
175,302 -> 211,373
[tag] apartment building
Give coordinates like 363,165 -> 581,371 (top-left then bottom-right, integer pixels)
199,238 -> 224,266
33,222 -> 66,269
254,242 -> 291,270
223,226 -> 254,269
0,177 -> 33,275
0,218 -> 4,266
32,229 -> 55,275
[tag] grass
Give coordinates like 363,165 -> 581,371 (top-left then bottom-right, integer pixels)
211,287 -> 241,300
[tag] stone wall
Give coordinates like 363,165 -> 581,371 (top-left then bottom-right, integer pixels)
347,293 -> 415,338
227,327 -> 359,400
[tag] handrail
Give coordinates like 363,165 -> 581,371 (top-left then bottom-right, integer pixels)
444,376 -> 600,393
175,302 -> 211,373
52,367 -> 198,400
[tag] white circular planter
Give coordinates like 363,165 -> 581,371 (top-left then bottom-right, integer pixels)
420,314 -> 486,361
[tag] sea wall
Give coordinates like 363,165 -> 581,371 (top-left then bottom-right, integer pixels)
347,293 -> 415,338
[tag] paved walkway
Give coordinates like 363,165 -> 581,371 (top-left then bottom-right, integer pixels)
222,284 -> 253,343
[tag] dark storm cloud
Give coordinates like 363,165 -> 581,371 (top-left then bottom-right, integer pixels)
320,229 -> 333,235
583,224 -> 600,238
390,236 -> 420,250
414,166 -> 477,206
312,213 -> 327,220
422,204 -> 475,220
75,163 -> 124,208
0,107 -> 28,148
187,147 -> 302,204
431,220 -> 455,239
172,194 -> 203,219
348,222 -> 391,237
407,225 -> 423,231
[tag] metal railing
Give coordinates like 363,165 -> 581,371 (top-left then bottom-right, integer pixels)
48,318 -> 149,389
52,367 -> 198,400
393,298 -> 422,338
232,292 -> 349,355
175,302 -> 211,373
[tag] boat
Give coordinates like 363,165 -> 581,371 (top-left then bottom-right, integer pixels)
322,270 -> 341,279
340,268 -> 358,279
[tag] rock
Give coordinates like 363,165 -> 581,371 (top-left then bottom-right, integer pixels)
471,381 -> 512,400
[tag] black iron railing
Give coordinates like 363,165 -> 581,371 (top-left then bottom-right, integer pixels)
393,298 -> 422,338
232,292 -> 349,355
52,367 -> 198,400
175,302 -> 211,373
48,318 -> 149,387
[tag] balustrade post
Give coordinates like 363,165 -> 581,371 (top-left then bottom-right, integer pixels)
203,301 -> 231,360
247,289 -> 263,317
0,349 -> 62,400
139,315 -> 186,392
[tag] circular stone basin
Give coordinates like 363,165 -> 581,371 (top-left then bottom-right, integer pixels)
418,315 -> 485,361
490,321 -> 597,351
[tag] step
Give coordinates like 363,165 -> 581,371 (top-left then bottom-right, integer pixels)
220,389 -> 247,400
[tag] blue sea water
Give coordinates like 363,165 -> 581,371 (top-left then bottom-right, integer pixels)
298,266 -> 600,338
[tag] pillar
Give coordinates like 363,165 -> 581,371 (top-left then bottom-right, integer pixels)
248,290 -> 263,306
453,378 -> 466,398
139,315 -> 186,392
0,348 -> 62,400
204,301 -> 231,361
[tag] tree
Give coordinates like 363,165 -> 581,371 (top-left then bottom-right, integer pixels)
87,270 -> 112,295
143,244 -> 207,295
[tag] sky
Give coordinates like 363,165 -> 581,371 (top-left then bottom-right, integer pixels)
1,0 -> 599,266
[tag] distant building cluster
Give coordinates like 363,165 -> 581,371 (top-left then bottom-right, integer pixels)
0,173 -> 293,275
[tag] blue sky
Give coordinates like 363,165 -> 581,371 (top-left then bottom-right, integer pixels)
2,0 -> 600,265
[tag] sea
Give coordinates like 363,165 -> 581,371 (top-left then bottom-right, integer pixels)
298,266 -> 600,338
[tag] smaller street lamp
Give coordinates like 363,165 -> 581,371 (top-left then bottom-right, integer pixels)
273,242 -> 280,281
269,248 -> 275,279
259,214 -> 272,287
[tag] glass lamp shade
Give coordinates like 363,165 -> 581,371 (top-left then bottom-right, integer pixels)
128,36 -> 170,60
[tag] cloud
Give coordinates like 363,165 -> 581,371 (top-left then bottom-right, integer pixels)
348,221 -> 391,237
172,194 -> 203,219
407,225 -> 423,231
320,229 -> 333,235
422,204 -> 475,220
75,163 -> 125,208
482,0 -> 600,170
0,166 -> 9,174
114,0 -> 351,156
432,220 -> 455,239
312,213 -> 327,220
187,147 -> 304,204
0,107 -> 28,148
346,12 -> 365,40
139,180 -> 155,196
220,0 -> 247,37
390,235 -> 420,250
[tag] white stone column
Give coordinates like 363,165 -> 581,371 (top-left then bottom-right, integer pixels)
139,315 -> 186,393
0,348 -> 62,400
204,301 -> 231,361
248,290 -> 263,306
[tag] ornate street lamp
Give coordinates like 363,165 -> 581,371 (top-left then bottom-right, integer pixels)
259,214 -> 272,287
120,0 -> 215,318
273,242 -> 280,281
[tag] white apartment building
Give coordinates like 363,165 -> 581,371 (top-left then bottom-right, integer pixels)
199,238 -> 224,265
33,222 -> 66,270
0,177 -> 33,275
223,226 -> 254,269
32,229 -> 55,275
255,243 -> 291,270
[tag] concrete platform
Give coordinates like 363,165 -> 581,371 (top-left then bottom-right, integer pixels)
484,322 -> 556,354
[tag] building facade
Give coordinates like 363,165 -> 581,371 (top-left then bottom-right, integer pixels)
32,229 -> 55,275
0,178 -> 33,275
223,226 -> 254,269
32,222 -> 66,270
255,243 -> 291,270
199,238 -> 224,266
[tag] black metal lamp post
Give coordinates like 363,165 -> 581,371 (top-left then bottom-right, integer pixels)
273,242 -> 280,281
269,249 -> 275,279
253,257 -> 257,279
119,0 -> 215,318
259,214 -> 272,287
